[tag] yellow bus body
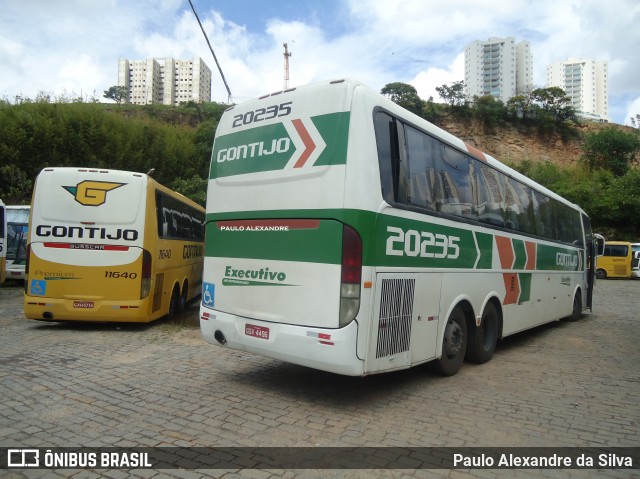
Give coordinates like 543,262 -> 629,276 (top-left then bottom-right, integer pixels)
24,168 -> 204,322
596,241 -> 632,279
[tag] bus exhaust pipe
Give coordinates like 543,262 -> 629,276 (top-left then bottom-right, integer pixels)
214,330 -> 227,345
43,312 -> 54,320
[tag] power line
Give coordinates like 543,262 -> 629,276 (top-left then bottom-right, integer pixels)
187,0 -> 233,104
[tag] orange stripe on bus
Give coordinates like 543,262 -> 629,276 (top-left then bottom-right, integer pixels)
525,241 -> 537,270
464,142 -> 487,162
495,236 -> 515,269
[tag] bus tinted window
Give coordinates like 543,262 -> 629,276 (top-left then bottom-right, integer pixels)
474,163 -> 506,227
374,111 -> 399,204
504,177 -> 535,234
604,244 -> 629,257
438,144 -> 475,219
555,201 -> 583,244
405,125 -> 440,210
374,110 -> 581,246
156,191 -> 205,241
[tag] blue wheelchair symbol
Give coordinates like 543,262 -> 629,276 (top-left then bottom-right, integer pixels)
202,282 -> 215,307
30,280 -> 47,296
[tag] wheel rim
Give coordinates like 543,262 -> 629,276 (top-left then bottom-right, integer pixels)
444,320 -> 463,358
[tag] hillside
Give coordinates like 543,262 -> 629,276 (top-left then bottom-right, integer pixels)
1,101 -> 638,238
439,118 -> 639,167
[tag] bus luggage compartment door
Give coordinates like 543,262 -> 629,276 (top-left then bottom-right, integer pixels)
367,273 -> 441,373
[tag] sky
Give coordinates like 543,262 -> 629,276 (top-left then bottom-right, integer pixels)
1,0 -> 639,125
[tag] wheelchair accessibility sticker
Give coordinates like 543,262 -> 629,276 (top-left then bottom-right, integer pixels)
30,280 -> 47,296
202,282 -> 215,307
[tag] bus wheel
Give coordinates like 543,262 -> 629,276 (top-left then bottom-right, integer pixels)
567,290 -> 582,322
169,285 -> 180,317
179,282 -> 188,312
595,269 -> 607,279
430,306 -> 467,376
467,302 -> 499,364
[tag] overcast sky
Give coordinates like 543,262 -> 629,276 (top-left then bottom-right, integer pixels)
1,0 -> 639,124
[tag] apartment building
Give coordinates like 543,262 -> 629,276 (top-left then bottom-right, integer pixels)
546,58 -> 609,122
118,57 -> 212,105
464,37 -> 533,103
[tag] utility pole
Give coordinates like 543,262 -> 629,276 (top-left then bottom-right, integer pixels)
283,43 -> 292,90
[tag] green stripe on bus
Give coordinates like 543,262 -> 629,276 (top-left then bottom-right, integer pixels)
205,219 -> 344,264
475,232 -> 493,269
204,208 -> 582,271
210,123 -> 291,178
210,112 -> 350,179
518,273 -> 532,303
513,239 -> 527,270
310,112 -> 350,166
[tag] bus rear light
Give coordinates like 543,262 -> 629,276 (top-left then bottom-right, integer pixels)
339,225 -> 362,328
140,249 -> 152,299
341,225 -> 362,284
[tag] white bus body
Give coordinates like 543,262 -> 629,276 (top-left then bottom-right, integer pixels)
632,243 -> 640,279
0,199 -> 6,284
200,79 -> 597,376
5,205 -> 30,281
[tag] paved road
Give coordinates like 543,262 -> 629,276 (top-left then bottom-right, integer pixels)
0,279 -> 638,478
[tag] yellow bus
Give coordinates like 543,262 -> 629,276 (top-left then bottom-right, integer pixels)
24,167 -> 205,322
0,199 -> 6,284
596,241 -> 632,279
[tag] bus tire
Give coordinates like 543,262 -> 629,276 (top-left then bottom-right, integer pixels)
169,285 -> 180,317
467,301 -> 499,364
430,306 -> 467,376
179,281 -> 189,312
566,289 -> 582,322
595,268 -> 607,279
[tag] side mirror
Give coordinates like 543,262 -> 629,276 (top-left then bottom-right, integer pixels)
594,234 -> 605,257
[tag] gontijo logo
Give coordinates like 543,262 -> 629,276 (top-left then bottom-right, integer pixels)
63,181 -> 126,206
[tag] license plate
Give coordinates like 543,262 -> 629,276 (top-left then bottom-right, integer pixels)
73,301 -> 94,309
245,324 -> 269,340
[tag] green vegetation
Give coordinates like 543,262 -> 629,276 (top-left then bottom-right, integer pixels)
0,98 -> 227,204
1,87 -> 638,240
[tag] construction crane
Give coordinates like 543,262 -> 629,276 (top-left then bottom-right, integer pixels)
188,0 -> 233,104
283,43 -> 292,90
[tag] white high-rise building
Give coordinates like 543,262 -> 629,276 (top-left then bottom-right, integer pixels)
464,37 -> 533,103
118,57 -> 212,105
546,58 -> 609,122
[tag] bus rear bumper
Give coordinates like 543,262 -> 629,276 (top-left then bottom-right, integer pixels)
24,296 -> 153,323
200,307 -> 365,376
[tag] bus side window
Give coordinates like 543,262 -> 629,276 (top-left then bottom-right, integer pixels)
474,163 -> 506,227
374,111 -> 398,204
555,200 -> 583,244
405,126 -> 439,211
438,144 -> 475,220
504,177 -> 535,234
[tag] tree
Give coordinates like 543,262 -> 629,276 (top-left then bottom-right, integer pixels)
380,82 -> 424,116
582,127 -> 640,176
435,81 -> 467,108
472,95 -> 506,128
103,85 -> 129,105
530,87 -> 575,122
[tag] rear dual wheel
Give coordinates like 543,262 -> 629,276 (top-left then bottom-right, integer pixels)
467,302 -> 499,364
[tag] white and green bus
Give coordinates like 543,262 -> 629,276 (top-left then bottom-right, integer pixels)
199,79 -> 602,376
0,199 -> 6,284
